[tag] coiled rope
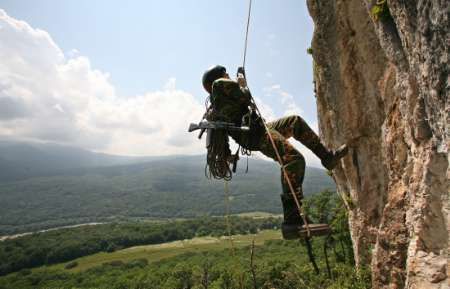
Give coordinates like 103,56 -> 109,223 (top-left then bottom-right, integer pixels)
205,129 -> 233,180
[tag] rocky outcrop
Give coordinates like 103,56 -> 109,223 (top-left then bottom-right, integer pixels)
306,1 -> 448,288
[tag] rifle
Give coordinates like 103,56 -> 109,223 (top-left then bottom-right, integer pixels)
188,121 -> 249,148
188,121 -> 249,133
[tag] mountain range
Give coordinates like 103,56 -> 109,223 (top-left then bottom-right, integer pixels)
0,140 -> 335,235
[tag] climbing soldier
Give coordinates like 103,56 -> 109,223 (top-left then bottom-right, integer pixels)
198,65 -> 348,240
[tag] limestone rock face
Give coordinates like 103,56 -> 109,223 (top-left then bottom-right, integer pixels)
306,1 -> 448,288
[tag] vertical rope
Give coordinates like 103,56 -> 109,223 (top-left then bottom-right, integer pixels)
324,234 -> 333,279
304,237 -> 319,274
242,0 -> 253,68
224,180 -> 235,255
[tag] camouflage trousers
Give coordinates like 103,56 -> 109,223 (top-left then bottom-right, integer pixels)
255,115 -> 324,199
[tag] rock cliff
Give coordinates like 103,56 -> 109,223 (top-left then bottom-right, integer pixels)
306,1 -> 448,288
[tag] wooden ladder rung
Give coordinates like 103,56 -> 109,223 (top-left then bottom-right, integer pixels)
297,223 -> 331,237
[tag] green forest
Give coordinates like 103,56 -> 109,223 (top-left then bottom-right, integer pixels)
0,239 -> 370,289
0,191 -> 370,289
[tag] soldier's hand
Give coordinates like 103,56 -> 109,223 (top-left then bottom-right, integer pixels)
237,74 -> 247,88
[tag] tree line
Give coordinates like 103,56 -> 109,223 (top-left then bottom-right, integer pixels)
0,216 -> 280,276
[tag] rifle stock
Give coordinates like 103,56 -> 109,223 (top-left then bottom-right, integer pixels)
188,123 -> 200,132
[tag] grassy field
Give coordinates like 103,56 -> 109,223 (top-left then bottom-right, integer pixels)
40,230 -> 281,273
234,212 -> 282,219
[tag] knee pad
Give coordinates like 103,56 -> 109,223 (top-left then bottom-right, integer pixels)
280,155 -> 305,193
283,155 -> 305,174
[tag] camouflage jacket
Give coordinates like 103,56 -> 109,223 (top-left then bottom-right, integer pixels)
208,78 -> 251,124
207,78 -> 264,150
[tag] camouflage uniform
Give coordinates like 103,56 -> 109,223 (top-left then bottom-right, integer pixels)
209,78 -> 328,202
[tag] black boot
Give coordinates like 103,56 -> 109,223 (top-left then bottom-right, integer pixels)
280,192 -> 304,240
320,144 -> 349,171
305,140 -> 349,171
280,192 -> 332,239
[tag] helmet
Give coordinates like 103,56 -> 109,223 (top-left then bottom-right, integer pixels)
202,65 -> 226,93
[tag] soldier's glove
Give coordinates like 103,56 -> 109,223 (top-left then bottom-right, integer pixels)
237,74 -> 247,88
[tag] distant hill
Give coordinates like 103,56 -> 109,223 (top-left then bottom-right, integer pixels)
0,141 -> 335,235
0,140 -> 158,182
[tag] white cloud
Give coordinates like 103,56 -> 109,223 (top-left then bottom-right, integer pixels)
0,10 -> 323,167
264,33 -> 280,56
252,96 -> 276,122
254,84 -> 321,167
263,84 -> 304,116
66,49 -> 80,58
0,9 -> 204,156
267,33 -> 276,41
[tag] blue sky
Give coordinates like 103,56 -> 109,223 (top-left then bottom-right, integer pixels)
0,1 -> 321,165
